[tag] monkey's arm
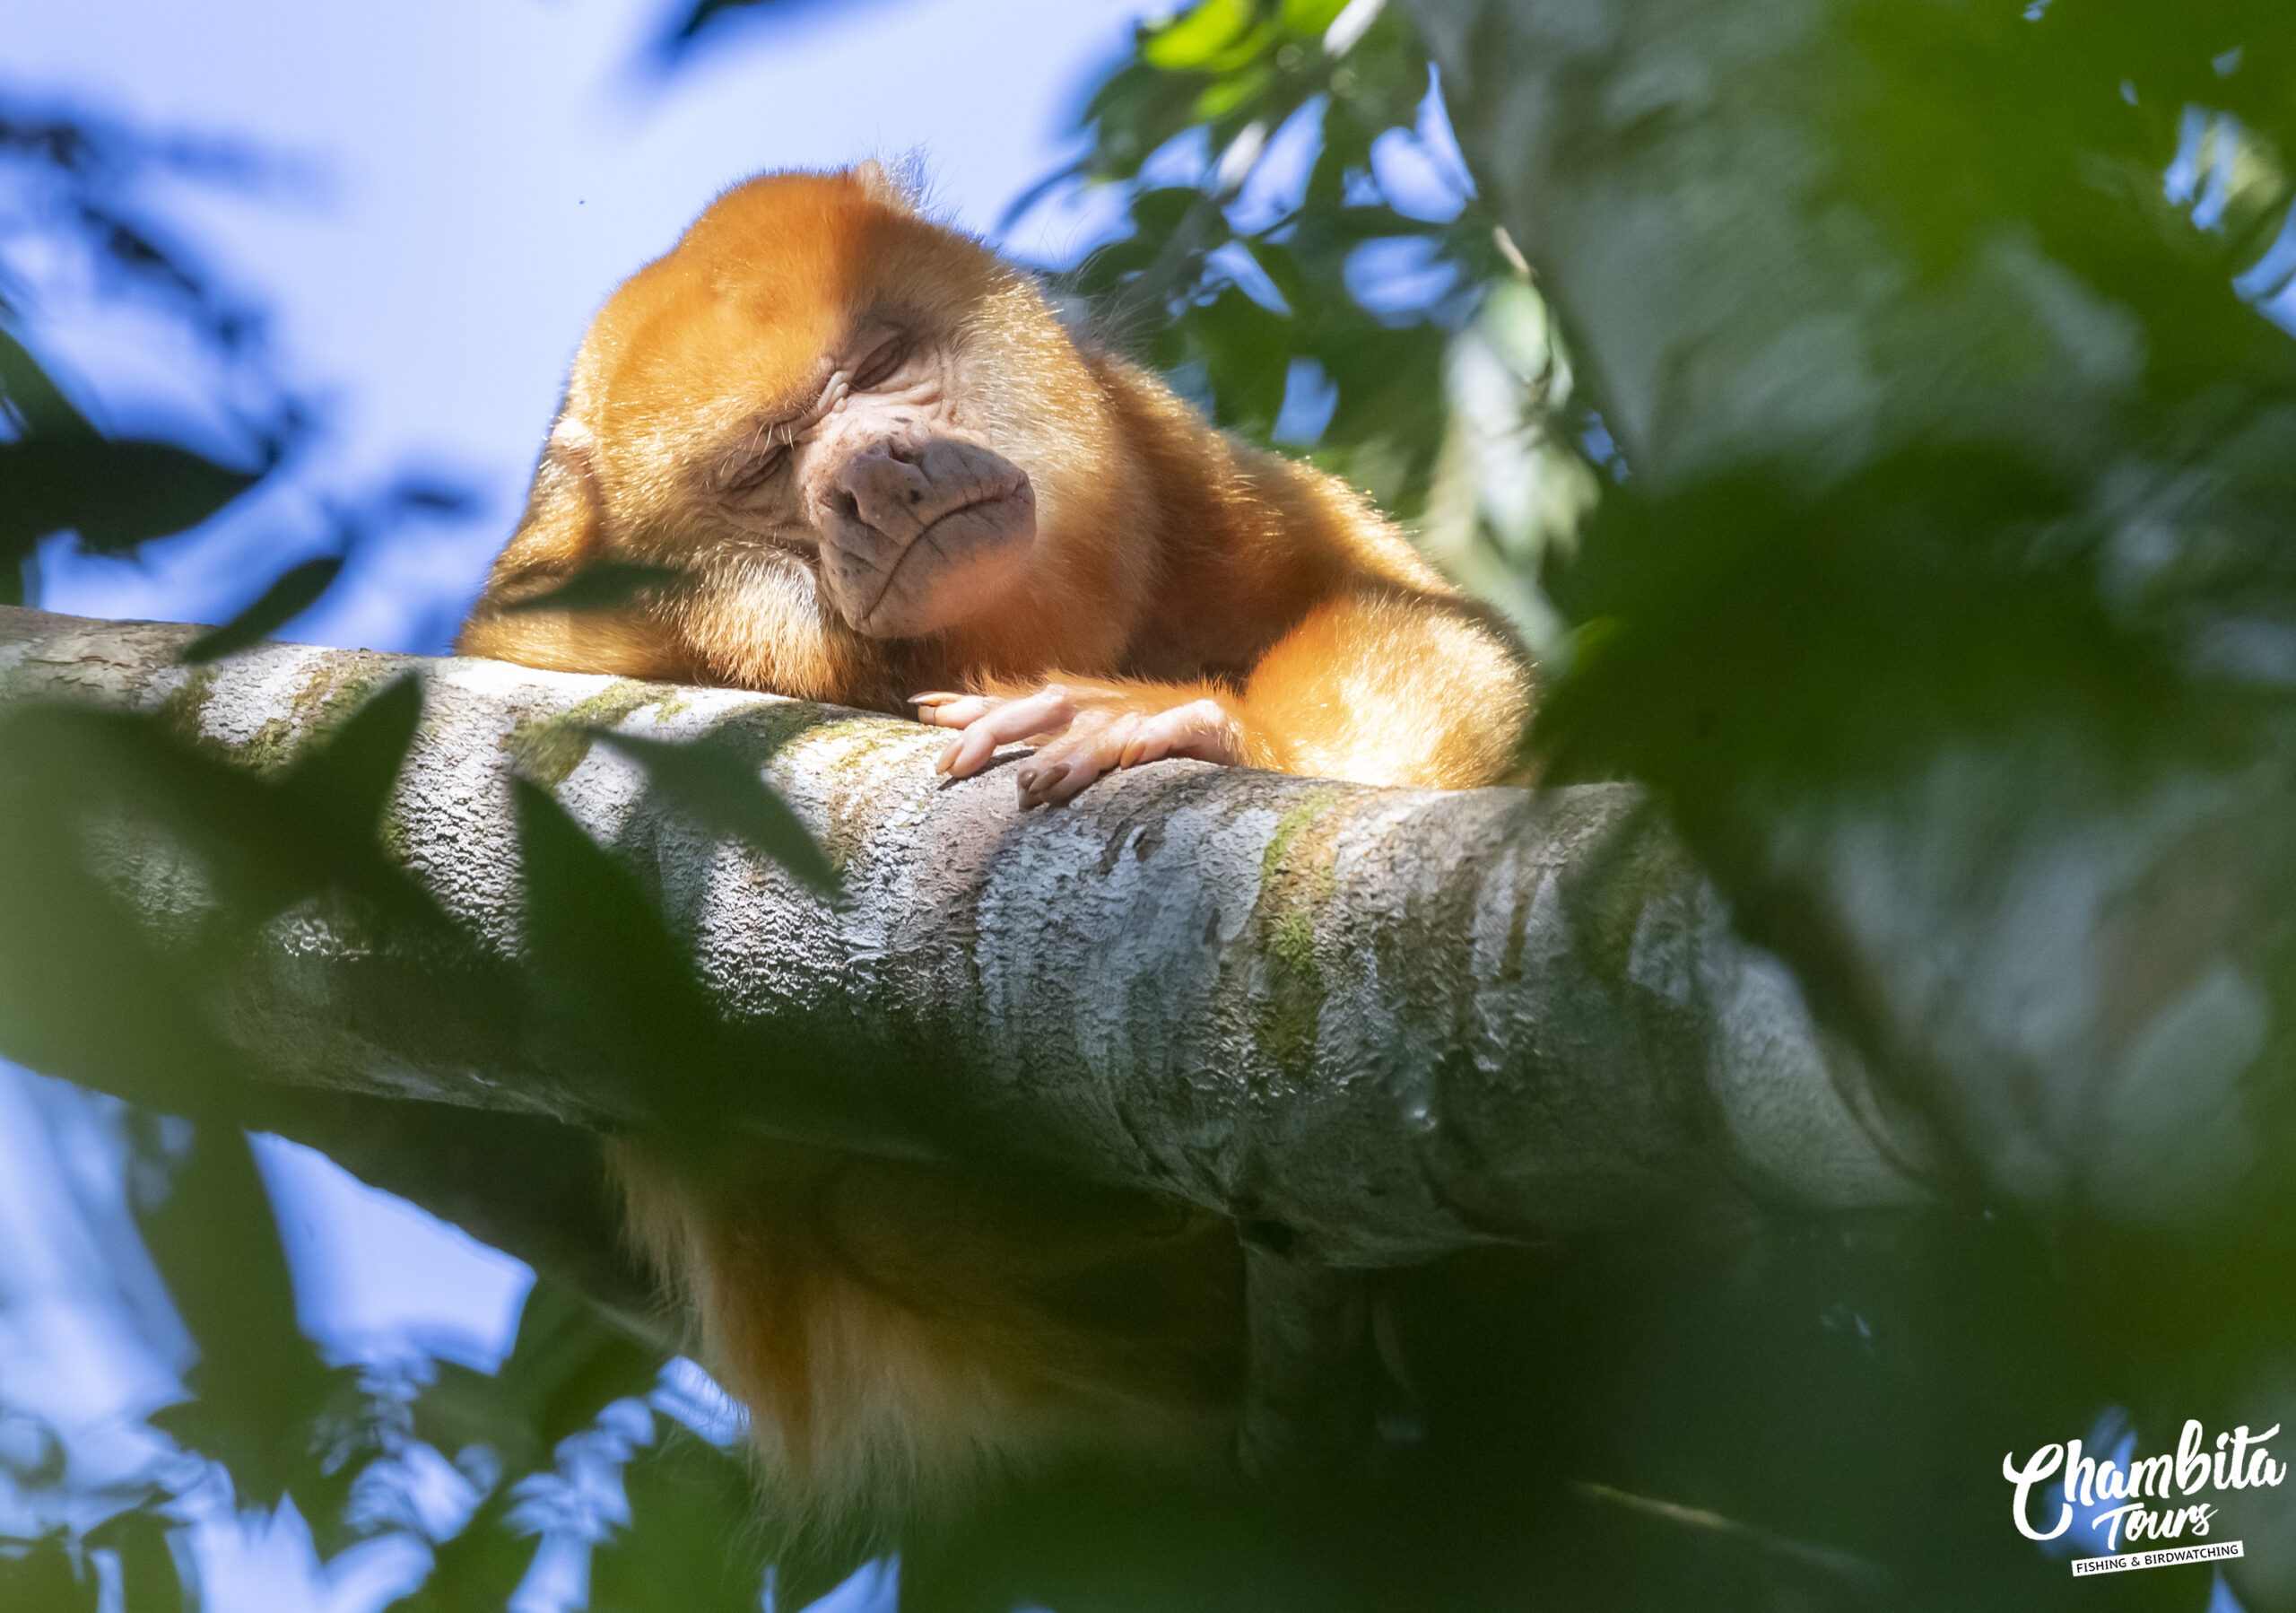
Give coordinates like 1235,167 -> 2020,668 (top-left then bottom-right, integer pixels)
454,424 -> 700,681
918,585 -> 1534,806
457,607 -> 696,681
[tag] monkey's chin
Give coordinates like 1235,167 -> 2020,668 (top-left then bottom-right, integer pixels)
842,495 -> 1037,640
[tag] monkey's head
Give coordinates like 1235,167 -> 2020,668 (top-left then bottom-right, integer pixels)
552,164 -> 1132,644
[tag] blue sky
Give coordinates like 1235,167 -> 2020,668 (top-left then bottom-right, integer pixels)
0,2 -> 1156,1607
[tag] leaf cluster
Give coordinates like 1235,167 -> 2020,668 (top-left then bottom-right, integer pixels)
1021,0 -> 1519,526
0,104 -> 306,605
1535,0 -> 2296,796
1504,4 -> 2296,1112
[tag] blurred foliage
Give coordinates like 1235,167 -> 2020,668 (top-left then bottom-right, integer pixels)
0,101 -> 481,636
498,559 -> 685,618
1428,0 -> 2296,1241
0,86 -> 839,1609
9,1 -> 2296,1611
178,554 -> 344,662
0,105 -> 299,606
0,661 -> 840,1609
653,0 -> 903,62
0,320 -> 262,603
1510,1 -> 2296,793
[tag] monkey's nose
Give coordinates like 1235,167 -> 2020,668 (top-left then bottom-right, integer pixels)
824,436 -> 1021,544
810,434 -> 1038,638
829,443 -> 930,534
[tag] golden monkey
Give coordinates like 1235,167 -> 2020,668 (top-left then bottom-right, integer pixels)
459,163 -> 1534,1529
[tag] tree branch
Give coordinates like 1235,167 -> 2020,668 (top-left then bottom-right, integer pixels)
0,606 -> 1931,1274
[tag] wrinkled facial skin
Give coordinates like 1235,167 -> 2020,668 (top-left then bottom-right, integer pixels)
714,321 -> 1040,640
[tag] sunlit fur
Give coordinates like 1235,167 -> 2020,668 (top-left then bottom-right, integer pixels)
612,1140 -> 1244,1537
458,165 -> 1535,1531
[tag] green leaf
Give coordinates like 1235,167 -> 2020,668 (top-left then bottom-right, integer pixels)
1079,63 -> 1210,181
281,674 -> 424,844
0,699 -> 469,1109
498,562 -> 686,615
587,1424 -> 770,1613
181,555 -> 344,664
1189,284 -> 1294,431
0,325 -> 96,440
511,778 -> 733,1122
413,1282 -> 661,1471
0,1533 -> 97,1613
1195,61 -> 1275,122
384,1491 -> 540,1613
83,1508 -> 187,1613
1144,0 -> 1257,70
138,1125 -> 352,1515
0,437 -> 263,567
593,728 -> 839,898
1281,0 -> 1349,34
0,709 -> 278,1107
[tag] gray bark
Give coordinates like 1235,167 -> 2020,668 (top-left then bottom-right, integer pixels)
0,606 -> 1930,1270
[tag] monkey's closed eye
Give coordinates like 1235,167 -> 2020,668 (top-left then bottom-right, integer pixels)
724,443 -> 790,494
851,336 -> 908,391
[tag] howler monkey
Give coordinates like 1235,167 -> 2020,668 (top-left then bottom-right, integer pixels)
458,163 -> 1535,1529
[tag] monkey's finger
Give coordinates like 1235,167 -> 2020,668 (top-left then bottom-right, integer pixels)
939,685 -> 1076,777
1117,700 -> 1241,770
914,693 -> 997,728
1017,715 -> 1136,806
1019,749 -> 1109,809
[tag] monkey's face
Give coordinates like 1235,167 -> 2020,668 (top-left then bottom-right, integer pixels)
576,170 -> 1122,645
559,170 -> 1136,655
711,318 -> 1044,640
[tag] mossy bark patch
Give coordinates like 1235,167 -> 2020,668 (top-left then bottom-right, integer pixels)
238,654 -> 398,775
153,666 -> 218,750
1561,796 -> 1703,986
500,679 -> 679,784
781,713 -> 941,874
1245,788 -> 1347,1085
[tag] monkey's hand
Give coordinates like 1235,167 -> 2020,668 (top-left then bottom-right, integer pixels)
913,684 -> 1244,808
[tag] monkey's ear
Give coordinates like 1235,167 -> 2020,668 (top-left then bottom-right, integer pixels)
850,158 -> 916,214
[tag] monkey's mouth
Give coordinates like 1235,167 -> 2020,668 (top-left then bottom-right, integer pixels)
857,493 -> 1013,622
845,478 -> 1037,639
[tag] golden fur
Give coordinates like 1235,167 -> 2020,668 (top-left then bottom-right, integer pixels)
459,165 -> 1534,1530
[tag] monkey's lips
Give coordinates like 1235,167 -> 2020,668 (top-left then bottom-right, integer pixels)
843,481 -> 1037,639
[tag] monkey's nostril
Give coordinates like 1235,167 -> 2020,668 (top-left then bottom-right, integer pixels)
837,491 -> 860,520
908,490 -> 921,504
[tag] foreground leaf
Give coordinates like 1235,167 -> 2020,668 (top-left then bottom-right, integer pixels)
182,555 -> 344,663
498,562 -> 685,616
594,728 -> 839,897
